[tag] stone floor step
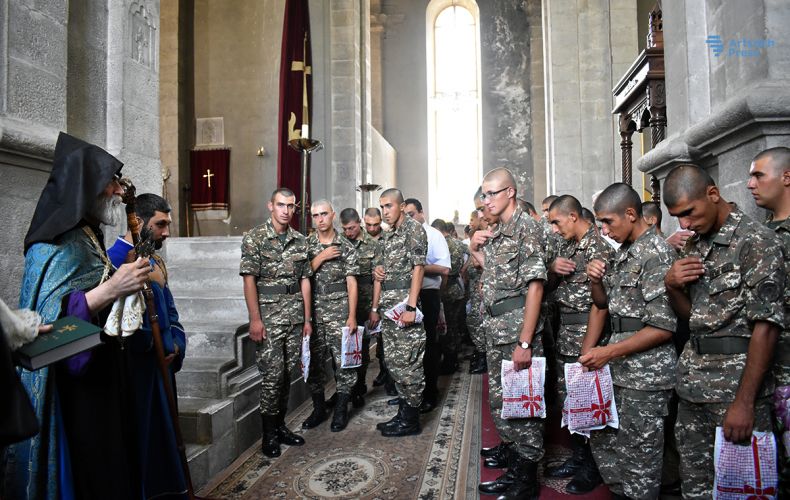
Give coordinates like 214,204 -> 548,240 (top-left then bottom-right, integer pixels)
166,266 -> 243,294
179,396 -> 234,445
177,356 -> 237,399
181,321 -> 240,357
173,293 -> 246,323
163,237 -> 243,267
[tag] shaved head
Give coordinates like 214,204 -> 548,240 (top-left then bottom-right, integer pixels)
271,187 -> 295,202
593,183 -> 643,217
549,195 -> 582,217
310,198 -> 334,212
663,165 -> 716,207
380,188 -> 404,204
753,147 -> 790,173
483,167 -> 517,193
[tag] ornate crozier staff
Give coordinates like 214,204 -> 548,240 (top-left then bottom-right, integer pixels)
120,178 -> 198,500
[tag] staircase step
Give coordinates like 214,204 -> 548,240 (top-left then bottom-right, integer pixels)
163,237 -> 243,267
182,321 -> 240,358
179,397 -> 235,445
177,356 -> 236,399
173,293 -> 247,323
167,266 -> 244,294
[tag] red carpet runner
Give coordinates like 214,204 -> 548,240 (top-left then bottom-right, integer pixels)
479,374 -> 612,499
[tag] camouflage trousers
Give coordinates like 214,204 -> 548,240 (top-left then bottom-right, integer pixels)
676,396 -> 773,500
381,317 -> 426,407
467,307 -> 486,352
486,338 -> 546,462
255,323 -> 302,415
441,297 -> 465,355
555,353 -> 579,408
307,320 -> 358,395
590,387 -> 671,499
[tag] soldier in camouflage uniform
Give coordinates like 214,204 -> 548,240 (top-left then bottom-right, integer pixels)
543,195 -> 613,494
301,200 -> 359,432
582,183 -> 678,500
340,207 -> 382,407
748,147 -> 790,496
663,165 -> 786,500
471,168 -> 547,500
432,219 -> 468,373
465,202 -> 489,374
240,187 -> 312,458
369,188 -> 428,437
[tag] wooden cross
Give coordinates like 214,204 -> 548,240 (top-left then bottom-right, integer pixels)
203,169 -> 215,188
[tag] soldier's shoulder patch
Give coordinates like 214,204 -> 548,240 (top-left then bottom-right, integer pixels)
756,278 -> 782,302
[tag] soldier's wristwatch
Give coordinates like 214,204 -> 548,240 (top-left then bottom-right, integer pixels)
518,341 -> 532,350
405,305 -> 417,312
371,307 -> 378,313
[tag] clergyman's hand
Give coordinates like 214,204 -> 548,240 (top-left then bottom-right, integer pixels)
111,257 -> 151,297
38,323 -> 54,335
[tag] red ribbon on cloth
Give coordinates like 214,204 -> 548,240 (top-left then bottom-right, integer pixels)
591,371 -> 612,424
716,433 -> 777,499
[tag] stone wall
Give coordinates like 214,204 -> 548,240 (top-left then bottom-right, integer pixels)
637,0 -> 790,226
542,0 -> 640,209
0,0 -> 161,306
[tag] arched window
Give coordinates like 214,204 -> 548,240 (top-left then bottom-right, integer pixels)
426,0 -> 482,222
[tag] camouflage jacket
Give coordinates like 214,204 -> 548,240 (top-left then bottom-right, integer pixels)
375,215 -> 428,309
444,236 -> 468,302
307,230 -> 359,324
347,230 -> 380,314
602,226 -> 677,391
481,206 -> 547,345
239,219 -> 311,326
553,225 -> 614,356
677,207 -> 785,403
767,217 -> 790,386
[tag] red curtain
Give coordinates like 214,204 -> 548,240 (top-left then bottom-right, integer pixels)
190,149 -> 230,211
277,0 -> 312,231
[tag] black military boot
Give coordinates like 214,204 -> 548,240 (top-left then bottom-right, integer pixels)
352,374 -> 367,408
372,367 -> 387,386
302,392 -> 328,429
381,402 -> 421,437
496,457 -> 540,500
330,393 -> 351,432
384,376 -> 398,396
481,440 -> 511,458
469,351 -> 487,374
275,411 -> 305,446
565,442 -> 602,494
376,401 -> 404,431
544,433 -> 585,478
484,441 -> 511,469
478,451 -> 520,494
260,414 -> 281,458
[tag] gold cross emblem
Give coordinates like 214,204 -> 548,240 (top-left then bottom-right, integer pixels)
203,169 -> 215,188
57,324 -> 77,333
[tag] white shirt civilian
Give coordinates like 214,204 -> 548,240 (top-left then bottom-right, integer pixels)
421,222 -> 450,290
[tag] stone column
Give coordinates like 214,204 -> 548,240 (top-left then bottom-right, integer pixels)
327,0 -> 368,211
479,1 -> 537,201
618,113 -> 635,186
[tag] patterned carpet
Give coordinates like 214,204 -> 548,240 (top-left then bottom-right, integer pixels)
201,365 -> 479,499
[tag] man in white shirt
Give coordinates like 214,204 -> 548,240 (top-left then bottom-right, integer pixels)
404,198 -> 450,413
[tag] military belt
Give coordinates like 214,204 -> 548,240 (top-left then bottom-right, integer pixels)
315,281 -> 348,295
487,295 -> 525,317
382,279 -> 412,291
258,282 -> 301,295
560,312 -> 589,325
690,336 -> 750,355
776,342 -> 790,362
356,275 -> 374,285
610,315 -> 644,333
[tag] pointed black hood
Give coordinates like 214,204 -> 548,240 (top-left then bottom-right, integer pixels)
24,132 -> 124,253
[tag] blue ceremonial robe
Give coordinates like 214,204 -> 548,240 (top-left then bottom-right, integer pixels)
2,227 -> 141,500
108,238 -> 188,499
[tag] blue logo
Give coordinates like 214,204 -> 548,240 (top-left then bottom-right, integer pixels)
706,35 -> 774,57
705,35 -> 724,56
